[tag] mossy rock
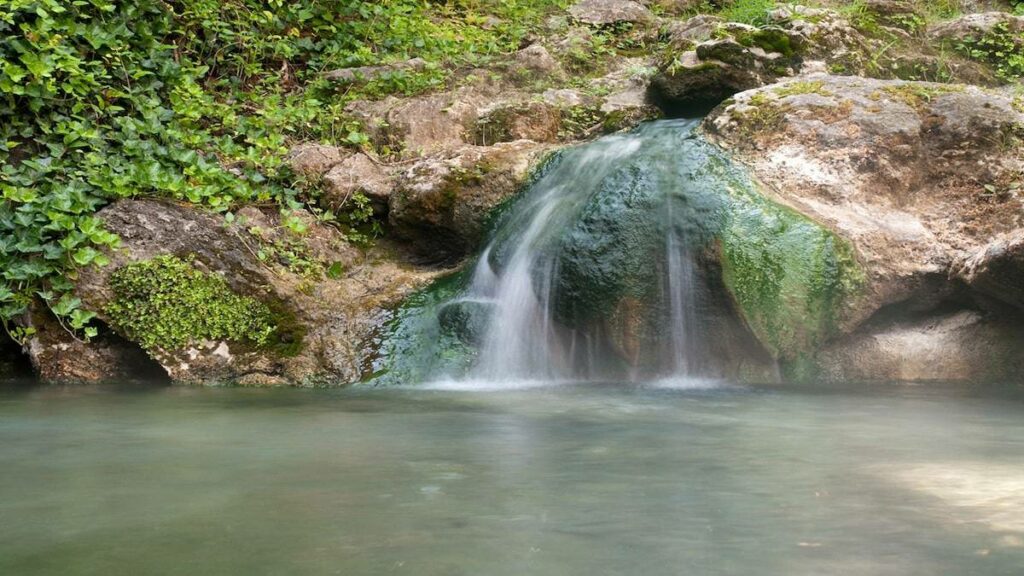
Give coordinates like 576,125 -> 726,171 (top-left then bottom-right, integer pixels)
104,254 -> 303,355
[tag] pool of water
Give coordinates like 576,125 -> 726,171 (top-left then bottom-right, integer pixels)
1,380 -> 1023,575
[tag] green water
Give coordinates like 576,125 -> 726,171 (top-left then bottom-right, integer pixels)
1,381 -> 1023,575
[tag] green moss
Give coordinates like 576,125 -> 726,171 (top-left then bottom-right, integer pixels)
105,255 -> 279,353
730,92 -> 786,141
881,84 -> 964,110
773,80 -> 831,98
732,28 -> 796,57
709,159 -> 864,361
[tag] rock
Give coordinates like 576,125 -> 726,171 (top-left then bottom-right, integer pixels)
0,332 -> 32,382
705,75 -> 1024,381
651,12 -> 868,112
345,86 -> 498,158
542,88 -> 593,108
650,50 -> 763,112
71,199 -> 437,385
929,12 -> 1024,45
662,14 -> 723,44
863,0 -> 917,17
953,230 -> 1024,311
568,0 -> 654,26
286,144 -> 348,179
323,58 -> 428,83
389,141 -> 552,264
475,101 -> 562,145
512,44 -> 564,79
816,309 -> 1024,382
20,302 -> 165,384
323,153 -> 396,215
651,0 -> 708,16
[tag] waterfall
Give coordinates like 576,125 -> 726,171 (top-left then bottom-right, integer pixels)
373,119 -> 779,386
463,119 -> 718,382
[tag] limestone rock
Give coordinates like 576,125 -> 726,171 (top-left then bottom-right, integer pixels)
475,101 -> 562,145
705,75 -> 1024,382
323,153 -> 396,215
662,14 -> 723,44
389,141 -> 552,264
20,302 -> 164,384
816,309 -> 1024,383
651,12 -> 857,112
513,44 -> 564,79
286,144 -> 347,179
70,199 -> 436,385
568,0 -> 654,26
929,12 -> 1024,45
345,86 -> 498,158
952,230 -> 1024,311
323,58 -> 428,83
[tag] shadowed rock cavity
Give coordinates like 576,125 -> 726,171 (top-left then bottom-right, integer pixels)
0,332 -> 33,383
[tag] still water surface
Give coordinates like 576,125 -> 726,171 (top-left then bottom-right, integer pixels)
1,380 -> 1023,575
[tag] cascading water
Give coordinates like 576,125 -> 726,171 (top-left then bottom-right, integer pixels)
461,120 -> 712,381
371,119 -> 847,386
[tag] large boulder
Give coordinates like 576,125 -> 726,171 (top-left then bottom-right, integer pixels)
389,140 -> 552,264
69,200 -> 438,385
705,75 -> 1024,382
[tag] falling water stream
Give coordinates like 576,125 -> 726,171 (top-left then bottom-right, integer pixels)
375,119 -> 776,386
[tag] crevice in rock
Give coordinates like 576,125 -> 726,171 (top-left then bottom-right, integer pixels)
0,331 -> 34,383
99,329 -> 173,385
646,87 -> 727,119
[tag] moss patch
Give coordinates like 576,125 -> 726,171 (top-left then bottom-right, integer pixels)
706,158 -> 865,361
774,80 -> 831,98
105,255 -> 278,353
880,84 -> 964,110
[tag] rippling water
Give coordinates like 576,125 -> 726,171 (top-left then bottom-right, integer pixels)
1,382 -> 1023,575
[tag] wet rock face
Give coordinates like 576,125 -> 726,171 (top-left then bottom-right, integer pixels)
705,75 -> 1024,382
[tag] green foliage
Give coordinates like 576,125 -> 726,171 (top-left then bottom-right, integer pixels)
719,0 -> 776,25
105,255 -> 276,352
0,0 -> 569,340
955,23 -> 1024,81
